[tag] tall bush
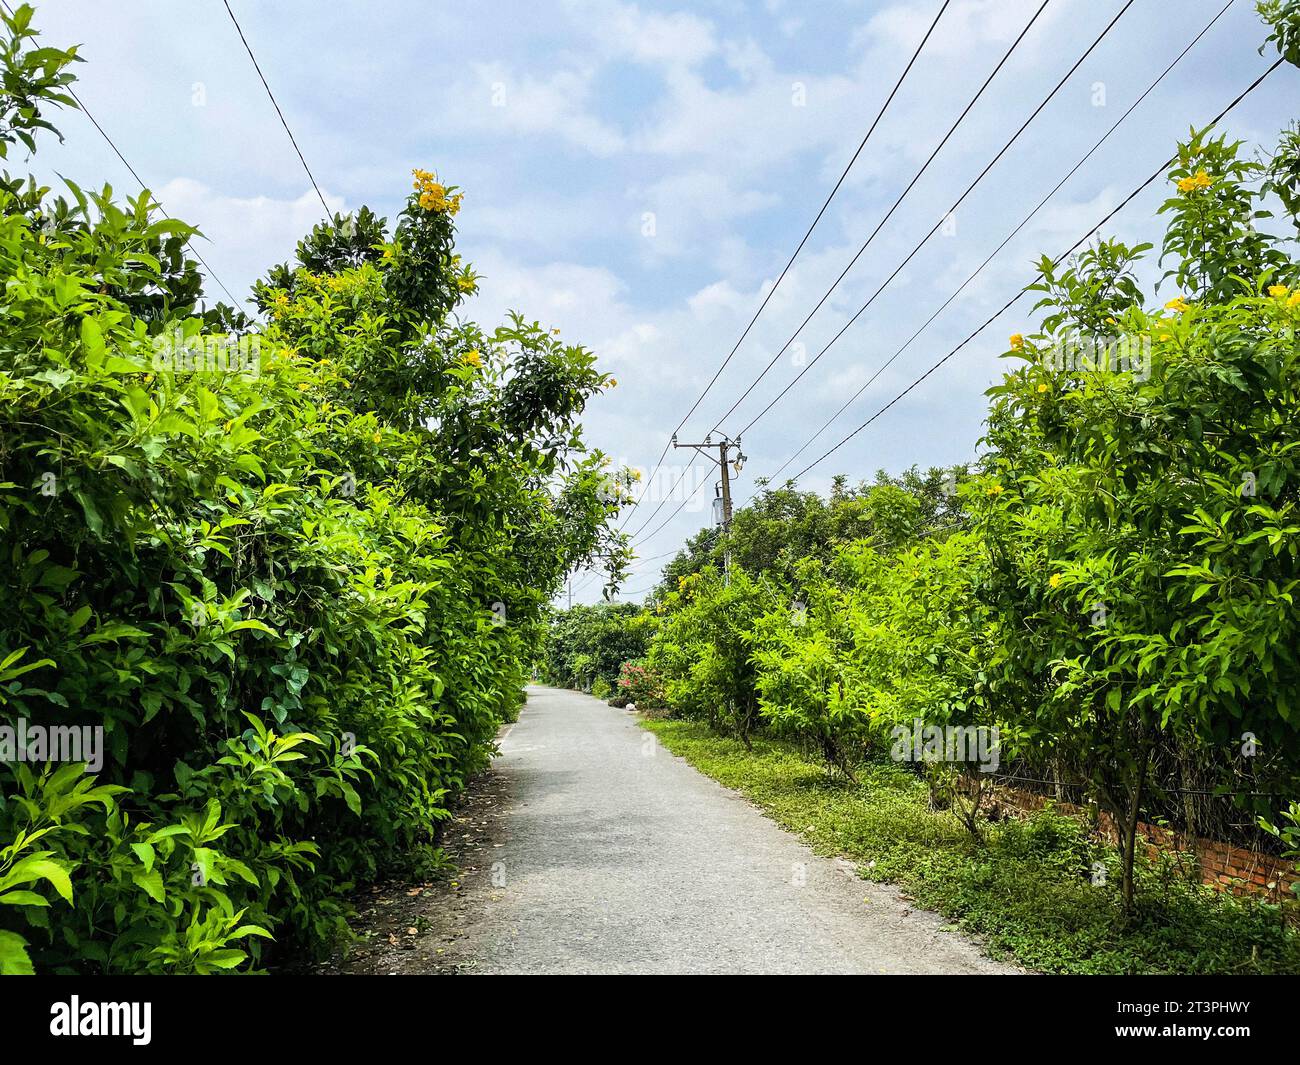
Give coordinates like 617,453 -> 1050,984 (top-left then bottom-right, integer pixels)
0,4 -> 623,973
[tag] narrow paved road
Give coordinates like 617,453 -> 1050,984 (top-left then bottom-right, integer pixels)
450,685 -> 1015,975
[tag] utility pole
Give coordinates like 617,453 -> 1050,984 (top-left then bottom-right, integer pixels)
567,577 -> 572,610
672,433 -> 746,583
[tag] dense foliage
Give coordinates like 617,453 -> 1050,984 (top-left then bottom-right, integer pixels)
537,602 -> 649,692
0,5 -> 625,974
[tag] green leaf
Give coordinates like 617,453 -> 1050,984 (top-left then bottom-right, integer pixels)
202,949 -> 248,969
0,930 -> 35,976
80,316 -> 105,364
130,868 -> 165,904
129,842 -> 155,873
0,890 -> 51,907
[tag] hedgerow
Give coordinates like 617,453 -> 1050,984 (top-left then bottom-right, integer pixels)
0,4 -> 626,973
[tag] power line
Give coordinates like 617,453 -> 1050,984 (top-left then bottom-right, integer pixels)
786,56 -> 1286,484
624,451 -> 706,539
616,582 -> 661,599
621,0 -> 1052,550
631,475 -> 713,548
704,0 -> 1056,435
222,0 -> 331,217
728,0 -> 1137,439
634,546 -> 686,564
762,0 -> 1235,485
617,0 -> 952,526
70,89 -> 245,308
595,2 -> 1257,564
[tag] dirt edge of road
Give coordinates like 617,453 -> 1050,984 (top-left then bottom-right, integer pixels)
316,739 -> 519,975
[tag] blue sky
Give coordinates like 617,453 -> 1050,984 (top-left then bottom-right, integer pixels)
25,0 -> 1300,601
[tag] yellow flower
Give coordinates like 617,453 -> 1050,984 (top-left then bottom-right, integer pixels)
1267,284 -> 1290,299
1176,169 -> 1212,194
1049,573 -> 1062,589
457,276 -> 476,292
551,328 -> 561,335
462,349 -> 482,368
1158,333 -> 1172,341
985,484 -> 1004,497
1288,292 -> 1300,308
1037,383 -> 1049,393
607,378 -> 617,388
372,432 -> 382,443
1009,333 -> 1025,351
412,168 -> 464,213
297,383 -> 309,392
1165,296 -> 1190,313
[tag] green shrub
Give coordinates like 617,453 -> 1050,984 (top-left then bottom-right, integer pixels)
540,602 -> 648,690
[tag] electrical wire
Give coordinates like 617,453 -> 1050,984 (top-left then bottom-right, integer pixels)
728,0 -> 1138,439
617,0 -> 953,525
786,56 -> 1286,483
762,0 -> 1236,484
0,0 -> 249,310
222,0 -> 331,217
704,0 -> 1056,435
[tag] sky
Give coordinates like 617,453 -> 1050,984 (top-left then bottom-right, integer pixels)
23,0 -> 1300,603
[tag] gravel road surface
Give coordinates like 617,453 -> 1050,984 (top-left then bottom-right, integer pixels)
445,685 -> 1017,975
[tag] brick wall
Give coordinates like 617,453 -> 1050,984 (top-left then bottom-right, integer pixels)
969,779 -> 1299,902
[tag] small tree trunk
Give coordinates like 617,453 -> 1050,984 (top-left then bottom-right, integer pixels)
959,773 -> 986,840
737,697 -> 754,750
1120,746 -> 1151,916
1178,743 -> 1201,881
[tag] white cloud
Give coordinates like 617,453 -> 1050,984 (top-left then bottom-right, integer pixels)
445,62 -> 626,157
855,0 -> 1074,61
630,170 -> 779,259
568,0 -> 718,68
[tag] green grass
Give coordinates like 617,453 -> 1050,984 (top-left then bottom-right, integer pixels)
641,718 -> 1300,975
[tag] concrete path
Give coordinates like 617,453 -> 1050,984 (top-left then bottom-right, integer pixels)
455,685 -> 1016,975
